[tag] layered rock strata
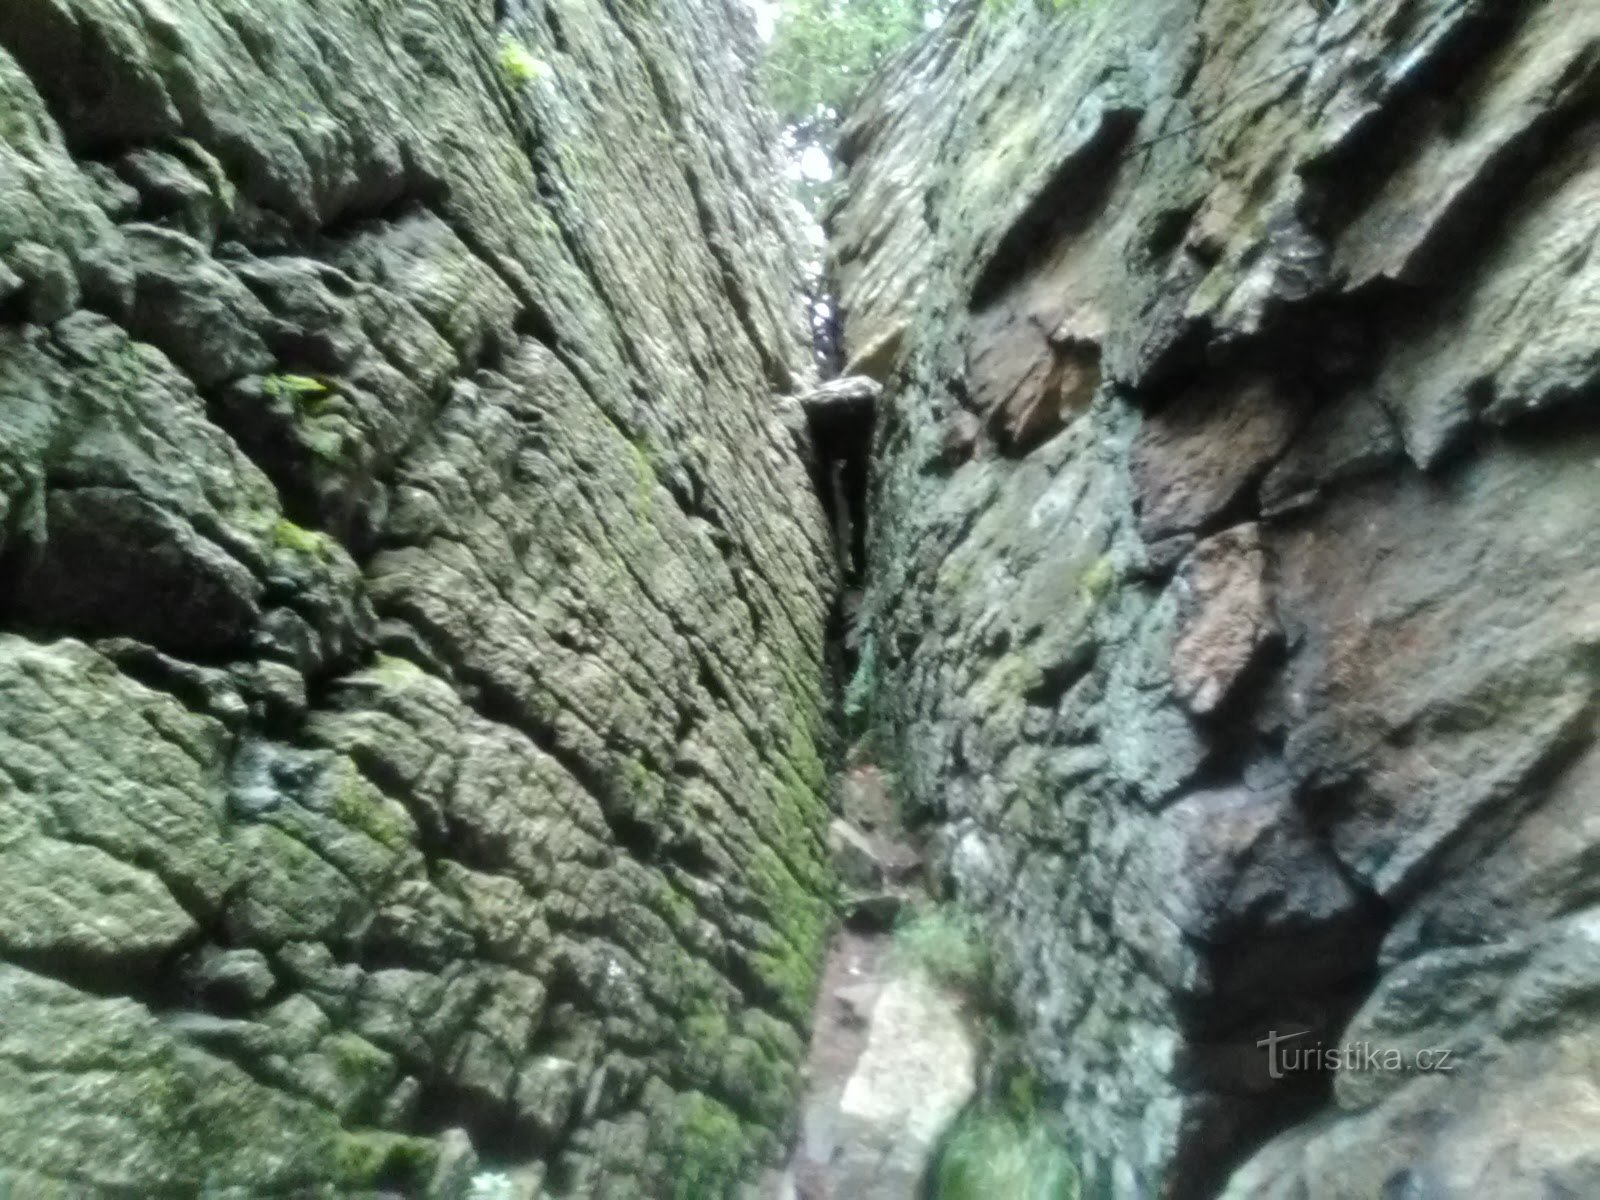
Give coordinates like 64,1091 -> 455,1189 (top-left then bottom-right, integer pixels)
0,0 -> 835,1194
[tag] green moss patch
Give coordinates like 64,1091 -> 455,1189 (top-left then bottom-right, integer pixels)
661,1092 -> 747,1200
932,1109 -> 1079,1200
498,35 -> 550,87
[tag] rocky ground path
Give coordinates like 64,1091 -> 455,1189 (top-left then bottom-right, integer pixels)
766,763 -> 982,1200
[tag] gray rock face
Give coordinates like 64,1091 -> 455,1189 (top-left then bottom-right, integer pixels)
0,1 -> 834,1195
831,0 -> 1600,1195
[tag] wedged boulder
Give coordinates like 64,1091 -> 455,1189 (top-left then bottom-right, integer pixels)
798,375 -> 882,420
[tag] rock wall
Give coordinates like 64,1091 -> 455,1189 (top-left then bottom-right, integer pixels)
832,0 -> 1600,1195
0,0 -> 836,1194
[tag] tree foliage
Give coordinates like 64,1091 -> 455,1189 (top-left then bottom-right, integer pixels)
761,0 -> 1081,152
762,0 -> 937,147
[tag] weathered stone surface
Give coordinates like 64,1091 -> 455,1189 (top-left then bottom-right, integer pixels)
1169,524 -> 1276,717
1130,380 -> 1301,544
0,0 -> 833,1194
833,0 -> 1600,1195
830,971 -> 978,1198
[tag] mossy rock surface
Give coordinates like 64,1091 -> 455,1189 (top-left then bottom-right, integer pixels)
0,0 -> 831,1192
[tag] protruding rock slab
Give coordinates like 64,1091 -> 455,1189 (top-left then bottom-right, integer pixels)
1170,523 -> 1276,716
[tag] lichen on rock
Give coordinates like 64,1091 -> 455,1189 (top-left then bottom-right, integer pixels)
0,0 -> 836,1194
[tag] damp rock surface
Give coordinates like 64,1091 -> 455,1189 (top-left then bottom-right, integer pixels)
0,1 -> 836,1194
2,0 -> 1598,1194
831,0 -> 1600,1195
